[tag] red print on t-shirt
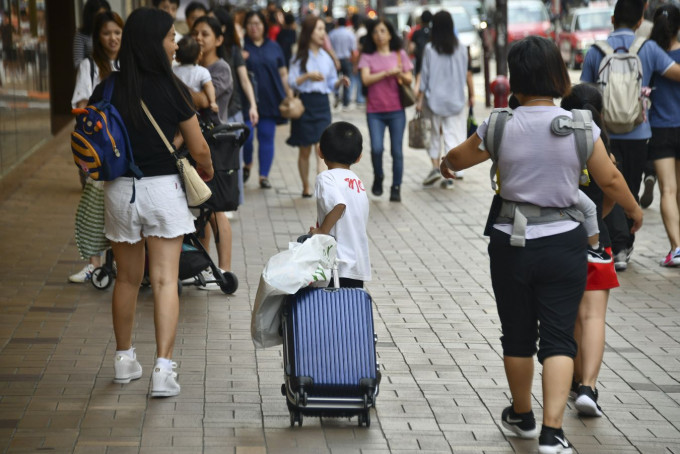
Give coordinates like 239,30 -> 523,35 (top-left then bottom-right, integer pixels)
344,178 -> 365,193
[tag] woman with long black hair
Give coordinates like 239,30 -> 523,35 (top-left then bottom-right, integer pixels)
288,15 -> 348,197
90,7 -> 213,397
416,10 -> 474,188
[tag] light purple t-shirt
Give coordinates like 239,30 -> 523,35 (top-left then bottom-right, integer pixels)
476,106 -> 602,239
358,50 -> 413,113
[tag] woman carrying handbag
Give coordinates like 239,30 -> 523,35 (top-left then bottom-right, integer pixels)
89,7 -> 213,397
416,10 -> 474,188
287,15 -> 349,197
358,18 -> 413,202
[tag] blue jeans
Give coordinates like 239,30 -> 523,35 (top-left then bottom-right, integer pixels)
367,110 -> 406,187
243,116 -> 277,178
350,72 -> 365,104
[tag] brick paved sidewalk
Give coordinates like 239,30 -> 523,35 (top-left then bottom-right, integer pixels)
0,105 -> 679,454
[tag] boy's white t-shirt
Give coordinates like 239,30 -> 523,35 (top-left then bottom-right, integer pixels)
315,168 -> 371,282
173,64 -> 212,92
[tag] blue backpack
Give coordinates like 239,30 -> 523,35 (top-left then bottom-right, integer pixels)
71,74 -> 142,181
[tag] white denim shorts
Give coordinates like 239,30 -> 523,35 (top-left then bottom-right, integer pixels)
104,175 -> 195,243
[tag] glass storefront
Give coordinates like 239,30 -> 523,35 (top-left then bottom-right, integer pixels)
0,0 -> 50,178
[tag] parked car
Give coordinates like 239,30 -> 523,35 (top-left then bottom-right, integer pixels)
507,0 -> 554,42
557,6 -> 613,69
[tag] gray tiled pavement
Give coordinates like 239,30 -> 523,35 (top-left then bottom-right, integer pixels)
1,96 -> 679,454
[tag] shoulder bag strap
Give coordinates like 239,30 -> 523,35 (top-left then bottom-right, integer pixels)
102,72 -> 116,102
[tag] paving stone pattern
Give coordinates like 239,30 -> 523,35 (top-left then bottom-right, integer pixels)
0,104 -> 679,454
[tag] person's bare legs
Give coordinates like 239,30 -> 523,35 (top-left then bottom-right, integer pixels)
298,145 -> 312,195
145,235 -> 183,359
211,212 -> 232,271
655,158 -> 680,249
111,240 -> 146,350
573,290 -> 609,387
503,356 -> 534,413
542,355 -> 573,428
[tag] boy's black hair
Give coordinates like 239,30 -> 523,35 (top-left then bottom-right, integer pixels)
613,0 -> 644,28
185,1 -> 208,17
152,0 -> 180,6
175,36 -> 200,64
319,122 -> 362,165
508,36 -> 571,98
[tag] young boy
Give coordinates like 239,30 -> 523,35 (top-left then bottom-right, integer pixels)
309,122 -> 371,288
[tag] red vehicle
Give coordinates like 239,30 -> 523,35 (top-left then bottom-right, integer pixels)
557,6 -> 613,69
507,0 -> 554,43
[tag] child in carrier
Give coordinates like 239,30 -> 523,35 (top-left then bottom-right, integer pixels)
173,36 -> 218,114
309,122 -> 371,288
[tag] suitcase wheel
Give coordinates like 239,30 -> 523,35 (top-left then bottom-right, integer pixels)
219,271 -> 239,294
289,410 -> 303,427
358,410 -> 370,427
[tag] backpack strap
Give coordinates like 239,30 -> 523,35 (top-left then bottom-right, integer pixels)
593,40 -> 614,56
628,36 -> 647,55
485,107 -> 513,191
550,109 -> 594,185
102,72 -> 116,103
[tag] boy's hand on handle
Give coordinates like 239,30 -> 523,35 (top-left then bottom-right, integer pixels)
209,102 -> 219,113
626,205 -> 643,234
197,163 -> 214,182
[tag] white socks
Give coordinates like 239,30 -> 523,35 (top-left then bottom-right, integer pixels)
155,357 -> 174,370
116,347 -> 135,359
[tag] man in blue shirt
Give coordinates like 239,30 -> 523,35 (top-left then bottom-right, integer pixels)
581,0 -> 680,270
328,17 -> 357,109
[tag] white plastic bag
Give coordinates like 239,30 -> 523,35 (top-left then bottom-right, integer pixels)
251,234 -> 337,348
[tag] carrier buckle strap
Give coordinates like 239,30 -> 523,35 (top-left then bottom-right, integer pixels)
497,200 -> 586,247
486,108 -> 513,191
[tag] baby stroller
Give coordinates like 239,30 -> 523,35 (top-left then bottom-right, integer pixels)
91,117 -> 249,295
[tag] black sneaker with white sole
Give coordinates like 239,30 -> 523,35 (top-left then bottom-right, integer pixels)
501,406 -> 538,439
538,426 -> 573,454
575,385 -> 603,417
587,244 -> 612,263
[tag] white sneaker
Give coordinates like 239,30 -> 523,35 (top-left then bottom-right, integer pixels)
198,268 -> 223,291
113,351 -> 143,384
69,264 -> 95,283
151,362 -> 180,397
454,170 -> 465,179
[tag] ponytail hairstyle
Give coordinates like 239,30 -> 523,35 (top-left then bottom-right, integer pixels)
211,6 -> 241,59
650,4 -> 680,51
560,83 -> 610,153
118,8 -> 192,128
294,15 -> 322,73
91,11 -> 124,80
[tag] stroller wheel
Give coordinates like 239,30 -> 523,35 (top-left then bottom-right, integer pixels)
219,271 -> 239,294
91,267 -> 112,290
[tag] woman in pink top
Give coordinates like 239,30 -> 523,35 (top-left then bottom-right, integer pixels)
358,18 -> 413,202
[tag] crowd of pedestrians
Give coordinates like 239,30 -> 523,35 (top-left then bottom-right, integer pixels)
64,0 -> 680,452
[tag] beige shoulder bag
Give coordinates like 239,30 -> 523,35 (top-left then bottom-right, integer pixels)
141,101 -> 212,207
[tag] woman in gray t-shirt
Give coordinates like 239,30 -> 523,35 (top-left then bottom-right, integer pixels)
439,36 -> 642,454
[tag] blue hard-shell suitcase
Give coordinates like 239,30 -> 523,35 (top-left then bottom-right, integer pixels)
281,287 -> 380,427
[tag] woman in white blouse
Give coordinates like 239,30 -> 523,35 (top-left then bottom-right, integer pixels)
287,15 -> 348,197
68,11 -> 123,285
